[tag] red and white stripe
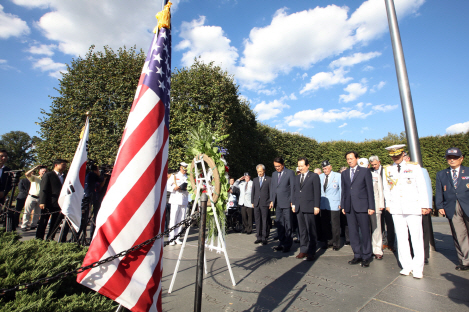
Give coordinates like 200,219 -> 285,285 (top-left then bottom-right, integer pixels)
77,29 -> 169,312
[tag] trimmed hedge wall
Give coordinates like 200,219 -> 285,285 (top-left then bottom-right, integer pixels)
249,127 -> 468,196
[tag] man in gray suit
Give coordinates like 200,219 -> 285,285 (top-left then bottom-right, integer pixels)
270,156 -> 295,253
251,164 -> 271,245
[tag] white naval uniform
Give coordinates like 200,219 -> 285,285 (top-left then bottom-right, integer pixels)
383,160 -> 429,276
168,171 -> 189,240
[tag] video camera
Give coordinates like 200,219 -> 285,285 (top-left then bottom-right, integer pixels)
99,164 -> 113,177
7,170 -> 24,185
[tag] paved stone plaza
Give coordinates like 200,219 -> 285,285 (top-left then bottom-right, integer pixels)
161,217 -> 469,312
16,217 -> 469,311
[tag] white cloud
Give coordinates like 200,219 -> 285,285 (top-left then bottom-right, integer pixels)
254,100 -> 290,121
300,68 -> 352,94
370,81 -> 386,92
0,4 -> 30,39
31,57 -> 67,78
361,126 -> 370,133
301,73 -> 308,80
329,51 -> 381,69
285,107 -> 372,128
12,0 -> 181,56
258,88 -> 278,96
372,104 -> 398,112
288,93 -> 297,100
339,123 -> 347,128
0,59 -> 6,64
28,44 -> 57,56
176,16 -> 239,71
339,81 -> 367,103
363,65 -> 374,71
446,121 -> 469,135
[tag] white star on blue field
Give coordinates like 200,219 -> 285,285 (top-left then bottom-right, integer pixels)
1,0 -> 468,141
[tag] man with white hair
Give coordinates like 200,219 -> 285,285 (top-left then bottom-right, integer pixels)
370,155 -> 396,252
368,155 -> 385,260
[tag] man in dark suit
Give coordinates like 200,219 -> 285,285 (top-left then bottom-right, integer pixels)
270,156 -> 295,253
436,147 -> 469,271
36,159 -> 68,240
251,164 -> 271,245
0,149 -> 12,205
292,157 -> 321,261
341,151 -> 376,267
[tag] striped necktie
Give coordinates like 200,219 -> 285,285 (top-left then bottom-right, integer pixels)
453,169 -> 458,189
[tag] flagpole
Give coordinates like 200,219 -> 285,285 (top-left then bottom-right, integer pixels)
384,0 -> 422,165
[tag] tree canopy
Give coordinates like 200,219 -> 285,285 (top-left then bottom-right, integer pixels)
36,45 -> 146,167
0,131 -> 41,169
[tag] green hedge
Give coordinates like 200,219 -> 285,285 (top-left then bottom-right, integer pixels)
0,229 -> 117,311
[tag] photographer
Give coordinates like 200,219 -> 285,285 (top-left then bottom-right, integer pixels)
84,164 -> 107,239
21,165 -> 47,231
0,149 -> 12,205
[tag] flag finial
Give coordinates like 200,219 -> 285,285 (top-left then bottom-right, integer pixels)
154,1 -> 172,33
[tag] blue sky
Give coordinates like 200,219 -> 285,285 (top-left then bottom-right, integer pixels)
1,0 -> 468,143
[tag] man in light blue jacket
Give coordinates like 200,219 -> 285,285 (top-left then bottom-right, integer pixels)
319,160 -> 342,250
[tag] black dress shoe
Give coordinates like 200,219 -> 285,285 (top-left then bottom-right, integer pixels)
282,248 -> 291,253
333,247 -> 340,251
273,246 -> 283,252
262,240 -> 268,245
254,239 -> 262,244
305,254 -> 316,261
361,258 -> 372,267
294,239 -> 300,244
273,236 -> 279,240
348,257 -> 362,265
344,241 -> 350,246
246,231 -> 252,235
456,265 -> 469,271
424,258 -> 429,265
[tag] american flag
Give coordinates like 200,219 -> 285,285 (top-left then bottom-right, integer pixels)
76,7 -> 171,312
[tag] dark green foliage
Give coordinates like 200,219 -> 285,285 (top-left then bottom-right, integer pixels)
0,228 -> 117,311
0,131 -> 41,169
36,45 -> 146,168
169,59 -> 258,176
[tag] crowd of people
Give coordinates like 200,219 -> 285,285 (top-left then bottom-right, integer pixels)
165,144 -> 469,279
2,144 -> 469,279
0,150 -> 110,243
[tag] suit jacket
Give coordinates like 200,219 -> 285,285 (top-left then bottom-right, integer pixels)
251,175 -> 271,207
0,166 -> 12,204
270,168 -> 295,208
436,165 -> 469,219
319,171 -> 341,211
39,171 -> 64,210
340,166 -> 375,213
371,170 -> 385,214
292,171 -> 321,213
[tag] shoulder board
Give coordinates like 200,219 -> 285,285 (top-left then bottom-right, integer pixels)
407,161 -> 418,165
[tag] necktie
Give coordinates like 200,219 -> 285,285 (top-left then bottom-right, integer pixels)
277,171 -> 282,184
324,175 -> 329,192
300,174 -> 305,186
351,168 -> 355,182
453,169 -> 458,189
260,177 -> 263,188
397,164 -> 401,173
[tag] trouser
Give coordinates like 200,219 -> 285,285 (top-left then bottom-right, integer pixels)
14,198 -> 26,229
169,204 -> 187,240
22,195 -> 40,228
315,213 -> 323,242
88,199 -> 102,239
382,209 -> 395,248
254,205 -> 269,240
422,213 -> 434,259
340,212 -> 349,242
370,211 -> 383,256
291,210 -> 300,239
164,203 -> 171,232
277,207 -> 293,249
35,207 -> 61,240
448,201 -> 469,266
297,211 -> 317,255
321,209 -> 341,248
346,208 -> 372,260
393,214 -> 424,274
241,205 -> 253,233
